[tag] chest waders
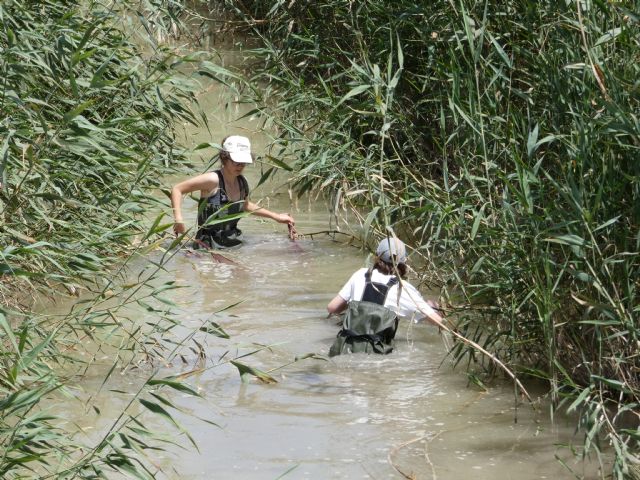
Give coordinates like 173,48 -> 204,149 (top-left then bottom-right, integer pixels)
329,270 -> 399,356
195,170 -> 249,248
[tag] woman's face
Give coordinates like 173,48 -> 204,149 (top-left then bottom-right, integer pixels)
222,156 -> 247,175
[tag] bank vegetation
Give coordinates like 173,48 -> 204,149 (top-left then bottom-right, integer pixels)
2,0 -> 639,478
207,1 -> 639,478
0,0 -> 226,477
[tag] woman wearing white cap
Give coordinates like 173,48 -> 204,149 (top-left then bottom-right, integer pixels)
170,135 -> 295,248
327,237 -> 444,327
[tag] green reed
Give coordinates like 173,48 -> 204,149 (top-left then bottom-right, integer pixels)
0,0 -> 200,301
208,0 -> 639,477
0,1 -> 232,477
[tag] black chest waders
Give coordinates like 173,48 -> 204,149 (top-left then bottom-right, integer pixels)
195,170 -> 249,248
329,271 -> 399,356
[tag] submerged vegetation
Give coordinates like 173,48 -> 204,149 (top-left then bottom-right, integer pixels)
200,0 -> 639,477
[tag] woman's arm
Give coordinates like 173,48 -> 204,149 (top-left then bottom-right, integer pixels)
398,283 -> 446,328
327,269 -> 362,315
245,200 -> 295,225
170,172 -> 218,235
327,295 -> 348,315
419,307 -> 445,328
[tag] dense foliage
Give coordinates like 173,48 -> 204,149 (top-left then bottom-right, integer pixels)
2,0 -> 638,476
0,0 -> 207,477
0,0 -> 197,304
211,0 -> 639,477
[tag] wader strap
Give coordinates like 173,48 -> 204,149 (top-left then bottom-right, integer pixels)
207,170 -> 247,232
337,329 -> 387,354
216,169 -> 226,199
362,270 -> 398,305
217,170 -> 249,201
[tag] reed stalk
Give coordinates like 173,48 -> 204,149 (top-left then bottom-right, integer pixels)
0,1 -> 233,477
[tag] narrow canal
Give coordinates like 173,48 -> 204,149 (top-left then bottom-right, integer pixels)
52,39 -> 603,480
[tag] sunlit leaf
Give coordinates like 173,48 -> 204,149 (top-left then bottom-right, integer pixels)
230,360 -> 278,384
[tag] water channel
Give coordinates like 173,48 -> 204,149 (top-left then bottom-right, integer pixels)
52,39 -> 605,480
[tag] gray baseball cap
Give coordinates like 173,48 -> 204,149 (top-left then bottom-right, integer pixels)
376,237 -> 407,263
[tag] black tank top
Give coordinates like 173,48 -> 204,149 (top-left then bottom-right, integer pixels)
197,169 -> 249,234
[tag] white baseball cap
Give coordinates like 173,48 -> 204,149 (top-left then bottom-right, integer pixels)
222,135 -> 253,163
376,237 -> 407,264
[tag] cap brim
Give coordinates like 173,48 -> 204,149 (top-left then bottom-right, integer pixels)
380,253 -> 407,263
229,151 -> 253,163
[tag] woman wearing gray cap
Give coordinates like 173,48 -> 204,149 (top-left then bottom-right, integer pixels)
170,135 -> 295,248
327,237 -> 444,355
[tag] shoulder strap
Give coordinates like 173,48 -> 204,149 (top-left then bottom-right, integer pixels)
215,169 -> 225,193
365,269 -> 397,287
381,276 -> 398,304
362,270 -> 398,305
238,174 -> 249,199
364,269 -> 373,283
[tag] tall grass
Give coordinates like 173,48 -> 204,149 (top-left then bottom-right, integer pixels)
208,0 -> 639,477
0,0 -> 223,477
1,2 -> 323,476
0,0 -> 199,303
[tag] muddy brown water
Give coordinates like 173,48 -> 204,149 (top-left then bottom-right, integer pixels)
55,193 -> 603,479
50,43 -> 606,480
57,209 -> 601,479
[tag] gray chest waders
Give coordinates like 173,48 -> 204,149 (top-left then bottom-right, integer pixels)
329,271 -> 399,356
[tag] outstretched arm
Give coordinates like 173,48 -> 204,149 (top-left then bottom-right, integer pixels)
399,282 -> 446,328
327,295 -> 348,315
419,307 -> 445,328
245,200 -> 295,225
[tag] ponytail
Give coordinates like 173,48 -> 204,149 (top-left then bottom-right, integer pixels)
373,258 -> 407,278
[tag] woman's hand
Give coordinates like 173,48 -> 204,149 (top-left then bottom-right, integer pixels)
245,202 -> 296,228
173,221 -> 187,236
277,213 -> 295,225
